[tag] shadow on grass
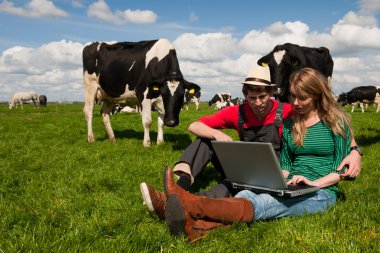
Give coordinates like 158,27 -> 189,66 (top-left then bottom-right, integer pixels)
355,128 -> 380,147
113,129 -> 192,150
189,166 -> 225,194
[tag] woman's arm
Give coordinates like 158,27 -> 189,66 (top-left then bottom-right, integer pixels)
287,173 -> 340,188
336,138 -> 361,178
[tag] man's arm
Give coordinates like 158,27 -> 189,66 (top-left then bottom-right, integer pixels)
336,138 -> 361,178
188,122 -> 233,141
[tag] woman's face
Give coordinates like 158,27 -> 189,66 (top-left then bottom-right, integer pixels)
289,86 -> 315,116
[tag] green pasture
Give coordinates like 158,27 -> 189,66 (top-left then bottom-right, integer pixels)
0,103 -> 379,252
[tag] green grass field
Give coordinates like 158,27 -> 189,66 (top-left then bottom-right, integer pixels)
0,103 -> 379,252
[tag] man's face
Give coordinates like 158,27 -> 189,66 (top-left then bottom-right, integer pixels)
245,90 -> 272,118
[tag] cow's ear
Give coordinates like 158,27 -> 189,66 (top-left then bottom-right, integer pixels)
257,56 -> 269,67
150,82 -> 163,95
183,79 -> 190,89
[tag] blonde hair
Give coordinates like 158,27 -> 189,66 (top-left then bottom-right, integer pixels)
289,68 -> 353,146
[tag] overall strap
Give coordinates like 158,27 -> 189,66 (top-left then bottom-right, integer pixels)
238,104 -> 246,141
274,102 -> 284,128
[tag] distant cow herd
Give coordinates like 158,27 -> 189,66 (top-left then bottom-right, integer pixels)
337,86 -> 380,113
5,40 -> 378,146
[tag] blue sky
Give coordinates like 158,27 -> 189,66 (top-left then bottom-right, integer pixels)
1,0 -> 380,102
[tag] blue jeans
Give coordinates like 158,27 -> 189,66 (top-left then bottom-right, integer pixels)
235,189 -> 336,221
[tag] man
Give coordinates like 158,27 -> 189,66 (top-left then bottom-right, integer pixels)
140,65 -> 362,220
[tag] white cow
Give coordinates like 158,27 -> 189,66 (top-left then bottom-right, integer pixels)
9,91 -> 39,109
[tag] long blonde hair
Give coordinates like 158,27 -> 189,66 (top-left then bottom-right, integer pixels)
289,68 -> 353,146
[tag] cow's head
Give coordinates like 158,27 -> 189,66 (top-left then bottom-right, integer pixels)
160,77 -> 194,127
337,93 -> 347,105
8,100 -> 14,109
258,43 -> 334,102
258,44 -> 303,102
208,94 -> 220,106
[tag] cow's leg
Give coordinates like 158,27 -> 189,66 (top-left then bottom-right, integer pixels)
360,102 -> 364,113
351,104 -> 355,113
20,101 -> 23,109
83,71 -> 98,143
195,100 -> 199,111
101,101 -> 116,142
141,98 -> 153,147
377,104 -> 380,113
154,97 -> 165,145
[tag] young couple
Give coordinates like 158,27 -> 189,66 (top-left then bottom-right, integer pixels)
140,65 -> 362,241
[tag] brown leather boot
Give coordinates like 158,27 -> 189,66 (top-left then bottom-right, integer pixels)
165,193 -> 253,241
140,182 -> 166,220
166,194 -> 225,241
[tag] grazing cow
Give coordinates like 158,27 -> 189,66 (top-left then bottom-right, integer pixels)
208,93 -> 232,106
9,91 -> 39,109
111,104 -> 139,114
258,43 -> 334,102
183,81 -> 201,111
83,38 -> 191,146
337,86 -> 380,113
39,95 -> 47,106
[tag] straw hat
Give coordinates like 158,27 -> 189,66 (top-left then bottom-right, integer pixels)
241,65 -> 275,86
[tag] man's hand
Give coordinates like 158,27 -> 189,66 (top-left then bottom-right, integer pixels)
336,150 -> 361,178
213,131 -> 233,141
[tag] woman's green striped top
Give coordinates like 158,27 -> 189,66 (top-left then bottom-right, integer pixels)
280,118 -> 351,197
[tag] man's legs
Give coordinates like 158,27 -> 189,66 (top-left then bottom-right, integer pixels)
141,138 -> 219,219
173,138 -> 220,190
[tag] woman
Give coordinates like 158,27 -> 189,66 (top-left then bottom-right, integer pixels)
163,68 -> 353,242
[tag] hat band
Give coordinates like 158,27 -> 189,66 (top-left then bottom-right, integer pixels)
244,77 -> 271,85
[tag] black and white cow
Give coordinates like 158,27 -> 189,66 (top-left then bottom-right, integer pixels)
337,86 -> 380,113
258,43 -> 334,102
83,38 -> 191,146
208,93 -> 232,107
230,97 -> 243,105
183,81 -> 201,111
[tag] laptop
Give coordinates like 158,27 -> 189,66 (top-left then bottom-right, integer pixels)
211,141 -> 320,197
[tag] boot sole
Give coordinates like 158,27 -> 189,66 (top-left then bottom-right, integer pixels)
163,166 -> 169,198
165,195 -> 186,236
139,182 -> 154,213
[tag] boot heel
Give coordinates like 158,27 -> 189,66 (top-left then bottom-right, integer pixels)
165,195 -> 186,236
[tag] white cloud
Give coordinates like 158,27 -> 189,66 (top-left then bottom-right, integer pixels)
122,9 -> 157,24
87,0 -> 157,25
174,33 -> 238,62
238,21 -> 309,54
0,0 -> 67,18
359,0 -> 380,15
339,11 -> 377,27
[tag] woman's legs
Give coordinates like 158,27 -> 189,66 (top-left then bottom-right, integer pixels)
235,189 -> 336,221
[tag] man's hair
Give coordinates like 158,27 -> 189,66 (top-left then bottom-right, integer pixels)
242,84 -> 275,96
